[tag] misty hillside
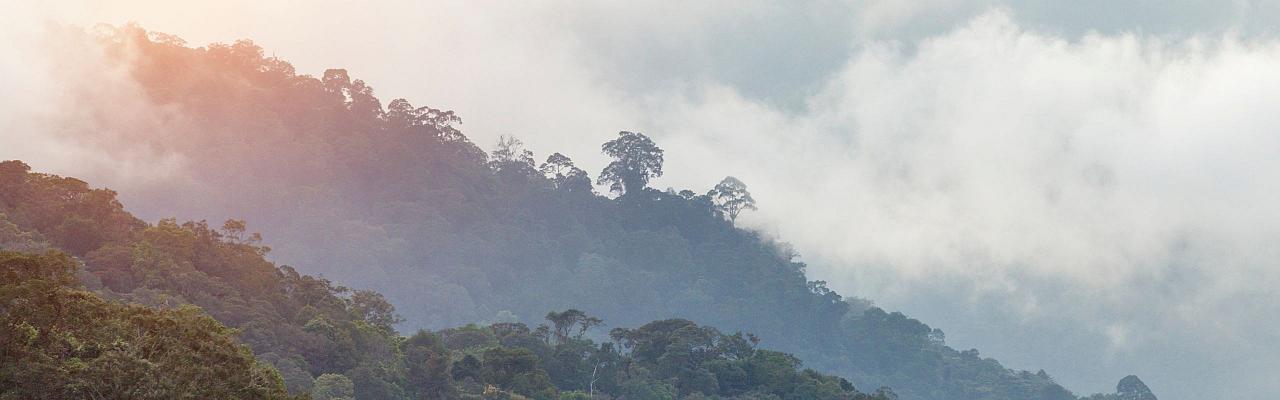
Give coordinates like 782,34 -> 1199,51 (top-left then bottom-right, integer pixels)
0,160 -> 901,400
69,24 -> 1077,400
2,25 -> 1157,400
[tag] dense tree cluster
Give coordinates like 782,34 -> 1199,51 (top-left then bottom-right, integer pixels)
2,243 -> 894,399
1081,376 -> 1159,400
428,310 -> 896,400
0,160 -> 142,256
0,161 -> 403,395
0,251 -> 293,399
7,25 -> 1158,400
0,162 -> 901,399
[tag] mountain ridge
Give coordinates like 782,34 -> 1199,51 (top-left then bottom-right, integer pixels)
4,24 -> 1155,400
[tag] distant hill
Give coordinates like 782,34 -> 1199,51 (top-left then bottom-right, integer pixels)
0,160 -> 893,399
5,24 -> 1156,399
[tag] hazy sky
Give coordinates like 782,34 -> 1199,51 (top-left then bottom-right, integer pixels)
6,2 -> 1280,399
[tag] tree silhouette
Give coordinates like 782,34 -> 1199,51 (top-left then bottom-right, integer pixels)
598,131 -> 663,196
489,135 -> 537,178
540,153 -> 592,193
708,176 -> 757,224
545,309 -> 603,343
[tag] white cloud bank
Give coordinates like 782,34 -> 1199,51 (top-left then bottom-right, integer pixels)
658,12 -> 1280,398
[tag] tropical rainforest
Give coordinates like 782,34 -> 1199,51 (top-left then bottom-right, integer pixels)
0,159 -> 890,400
0,25 -> 1157,400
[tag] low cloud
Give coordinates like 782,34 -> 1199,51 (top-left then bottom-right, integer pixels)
653,11 -> 1280,398
1,15 -> 191,187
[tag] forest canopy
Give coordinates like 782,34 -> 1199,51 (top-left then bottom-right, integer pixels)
0,159 -> 896,399
0,25 -> 1157,400
14,25 -> 1069,400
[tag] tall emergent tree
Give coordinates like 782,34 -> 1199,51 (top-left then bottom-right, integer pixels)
489,135 -> 537,177
598,131 -> 663,196
540,153 -> 592,193
544,309 -> 603,343
708,176 -> 757,224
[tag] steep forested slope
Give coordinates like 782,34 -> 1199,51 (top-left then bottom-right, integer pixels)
15,25 -> 1105,399
1,160 -> 898,399
0,251 -> 294,399
0,159 -> 406,394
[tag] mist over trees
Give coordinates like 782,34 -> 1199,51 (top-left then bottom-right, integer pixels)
0,25 -> 1158,400
0,160 -> 894,399
709,177 -> 757,225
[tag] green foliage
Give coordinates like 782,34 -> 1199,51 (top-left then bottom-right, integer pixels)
0,251 -> 293,399
540,153 -> 593,194
1081,375 -> 1159,400
350,289 -> 404,333
0,188 -> 894,400
404,330 -> 457,399
429,311 -> 891,400
0,160 -> 142,256
599,131 -> 664,196
0,161 -> 405,397
312,373 -> 356,400
480,347 -> 555,398
605,318 -> 886,400
558,391 -> 591,400
620,378 -> 677,400
6,24 -> 1115,400
0,212 -> 47,253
